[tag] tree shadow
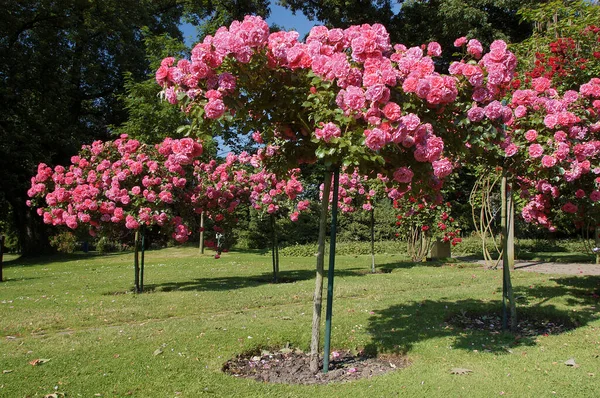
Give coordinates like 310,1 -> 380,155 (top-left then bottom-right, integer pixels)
1,251 -> 128,268
377,259 -> 460,273
123,268 -> 365,294
513,275 -> 600,308
364,296 -> 598,357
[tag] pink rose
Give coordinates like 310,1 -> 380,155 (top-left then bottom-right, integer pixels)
315,122 -> 341,143
393,167 -> 414,183
528,144 -> 544,158
204,98 -> 225,119
454,37 -> 467,47
524,129 -> 538,142
505,143 -> 518,157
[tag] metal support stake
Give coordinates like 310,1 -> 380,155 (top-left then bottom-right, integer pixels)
323,167 -> 340,373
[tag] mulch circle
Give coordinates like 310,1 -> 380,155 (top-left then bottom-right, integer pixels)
222,348 -> 410,385
447,311 -> 575,337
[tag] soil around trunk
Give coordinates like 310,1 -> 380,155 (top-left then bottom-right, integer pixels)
222,348 -> 409,385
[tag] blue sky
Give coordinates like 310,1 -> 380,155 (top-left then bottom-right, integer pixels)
180,2 -> 319,47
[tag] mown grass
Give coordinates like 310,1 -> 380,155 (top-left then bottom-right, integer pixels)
1,246 -> 599,397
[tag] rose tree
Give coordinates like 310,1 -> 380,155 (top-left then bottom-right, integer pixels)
27,135 -> 203,292
157,16 -> 522,372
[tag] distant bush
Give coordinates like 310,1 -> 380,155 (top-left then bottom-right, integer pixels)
49,231 -> 78,253
96,237 -> 129,253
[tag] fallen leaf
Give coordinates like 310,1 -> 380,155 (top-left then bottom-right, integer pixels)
153,348 -> 163,356
29,358 -> 51,366
2,370 -> 13,374
450,367 -> 473,375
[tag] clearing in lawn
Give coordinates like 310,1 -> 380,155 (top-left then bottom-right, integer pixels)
1,246 -> 599,397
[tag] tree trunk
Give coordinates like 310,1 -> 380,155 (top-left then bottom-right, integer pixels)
199,211 -> 205,254
370,207 -> 375,273
310,171 -> 332,373
0,235 -> 5,282
140,227 -> 145,292
134,230 -> 140,293
594,225 -> 600,264
501,174 -> 517,332
11,199 -> 51,256
271,214 -> 279,283
507,186 -> 515,271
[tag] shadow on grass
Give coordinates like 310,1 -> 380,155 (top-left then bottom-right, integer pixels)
513,275 -> 600,307
376,258 -> 461,273
132,268 -> 364,293
364,295 -> 598,357
1,251 -> 130,268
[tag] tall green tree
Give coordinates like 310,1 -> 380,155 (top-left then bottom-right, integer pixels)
279,0 -> 538,58
1,0 -> 270,254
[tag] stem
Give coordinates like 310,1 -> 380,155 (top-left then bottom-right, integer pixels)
271,214 -> 278,283
595,225 -> 600,265
134,230 -> 140,293
501,173 -> 517,332
323,167 -> 340,374
310,171 -> 332,374
370,207 -> 375,273
0,235 -> 5,282
140,227 -> 145,293
199,211 -> 205,254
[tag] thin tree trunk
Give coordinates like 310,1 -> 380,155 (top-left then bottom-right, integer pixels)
134,230 -> 140,293
595,226 -> 600,265
310,171 -> 332,373
199,211 -> 205,254
140,228 -> 145,292
0,235 -> 4,282
271,214 -> 278,283
501,174 -> 517,332
507,187 -> 515,270
370,207 -> 375,273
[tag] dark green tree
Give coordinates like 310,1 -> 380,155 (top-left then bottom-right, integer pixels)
279,0 -> 540,63
1,0 -> 271,254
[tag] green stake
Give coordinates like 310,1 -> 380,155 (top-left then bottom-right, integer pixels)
323,167 -> 340,373
141,227 -> 145,292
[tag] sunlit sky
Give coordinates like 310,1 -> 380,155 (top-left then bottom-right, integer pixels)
180,2 -> 319,47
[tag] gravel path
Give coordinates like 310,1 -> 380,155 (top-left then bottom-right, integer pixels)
512,260 -> 600,276
465,259 -> 600,275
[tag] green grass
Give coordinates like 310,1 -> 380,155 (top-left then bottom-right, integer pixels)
1,247 -> 600,397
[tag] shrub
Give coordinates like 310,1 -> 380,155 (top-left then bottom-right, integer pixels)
96,237 -> 127,253
49,231 -> 78,253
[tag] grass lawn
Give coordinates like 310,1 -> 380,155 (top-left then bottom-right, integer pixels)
1,246 -> 599,397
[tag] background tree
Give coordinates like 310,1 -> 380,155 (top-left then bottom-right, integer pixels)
0,0 -> 272,254
279,0 -> 539,63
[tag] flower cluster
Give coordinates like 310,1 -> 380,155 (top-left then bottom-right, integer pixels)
393,196 -> 462,246
505,76 -> 600,229
523,25 -> 600,92
27,135 -> 202,242
157,16 -> 523,195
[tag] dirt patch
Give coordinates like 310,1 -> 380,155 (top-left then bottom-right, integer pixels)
447,311 -> 575,337
222,348 -> 409,385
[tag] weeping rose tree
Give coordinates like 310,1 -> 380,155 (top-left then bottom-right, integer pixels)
507,78 -> 600,260
451,33 -> 600,329
191,152 -> 252,256
27,135 -> 202,292
157,16 -> 520,372
191,151 -> 310,277
324,167 -> 389,272
245,156 -> 310,283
